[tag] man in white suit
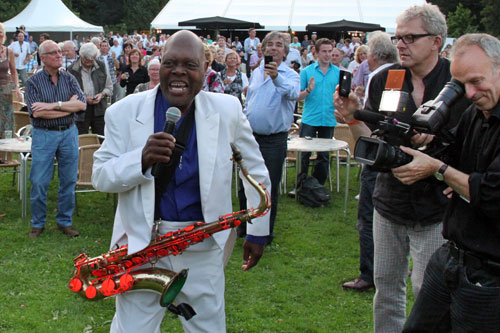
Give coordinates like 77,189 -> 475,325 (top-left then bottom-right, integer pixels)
92,30 -> 271,333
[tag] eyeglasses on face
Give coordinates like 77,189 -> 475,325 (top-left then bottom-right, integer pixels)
43,50 -> 62,56
391,34 -> 435,45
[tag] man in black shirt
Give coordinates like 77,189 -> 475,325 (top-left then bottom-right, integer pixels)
400,33 -> 500,332
334,4 -> 469,332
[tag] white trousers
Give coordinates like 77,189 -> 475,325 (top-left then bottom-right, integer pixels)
110,221 -> 226,333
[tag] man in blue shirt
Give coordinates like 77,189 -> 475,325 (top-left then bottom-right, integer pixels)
298,38 -> 340,185
242,31 -> 300,243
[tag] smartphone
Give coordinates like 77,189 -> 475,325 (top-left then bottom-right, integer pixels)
264,55 -> 273,65
339,70 -> 352,97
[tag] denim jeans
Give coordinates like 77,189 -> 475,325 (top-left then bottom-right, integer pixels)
404,244 -> 500,332
238,132 -> 287,239
299,123 -> 334,185
30,124 -> 79,228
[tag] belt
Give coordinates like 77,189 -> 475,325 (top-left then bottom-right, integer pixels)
43,124 -> 72,131
253,131 -> 288,138
448,241 -> 500,274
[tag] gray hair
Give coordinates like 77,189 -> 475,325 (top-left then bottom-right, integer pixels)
91,37 -> 101,44
451,33 -> 500,73
147,58 -> 160,70
261,31 -> 289,61
396,3 -> 447,50
367,31 -> 399,65
0,23 -> 5,44
39,40 -> 58,55
79,42 -> 100,59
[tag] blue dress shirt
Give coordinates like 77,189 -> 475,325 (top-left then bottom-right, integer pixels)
154,90 -> 204,222
244,61 -> 300,135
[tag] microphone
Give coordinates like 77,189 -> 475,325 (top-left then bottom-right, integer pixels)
354,110 -> 385,125
151,107 -> 182,177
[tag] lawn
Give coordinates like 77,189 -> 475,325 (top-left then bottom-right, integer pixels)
0,162 -> 403,332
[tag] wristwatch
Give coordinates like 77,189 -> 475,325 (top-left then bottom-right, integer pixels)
57,101 -> 62,110
434,164 -> 448,181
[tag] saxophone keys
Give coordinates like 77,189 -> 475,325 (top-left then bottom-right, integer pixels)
85,285 -> 98,299
101,277 -> 116,296
119,273 -> 134,291
69,278 -> 82,292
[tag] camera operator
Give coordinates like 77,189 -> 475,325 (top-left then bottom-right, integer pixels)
400,33 -> 500,332
334,4 -> 469,332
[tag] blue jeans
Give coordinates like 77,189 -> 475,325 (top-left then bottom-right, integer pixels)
299,123 -> 334,185
403,244 -> 500,332
30,125 -> 79,228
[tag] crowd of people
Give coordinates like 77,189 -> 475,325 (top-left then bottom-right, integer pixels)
1,2 -> 500,331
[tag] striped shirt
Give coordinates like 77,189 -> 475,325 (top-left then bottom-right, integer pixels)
25,68 -> 86,128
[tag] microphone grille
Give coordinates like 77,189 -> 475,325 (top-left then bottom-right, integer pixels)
165,107 -> 182,123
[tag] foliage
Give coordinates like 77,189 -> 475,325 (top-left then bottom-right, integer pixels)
446,3 -> 478,38
0,161 -> 420,332
480,0 -> 500,37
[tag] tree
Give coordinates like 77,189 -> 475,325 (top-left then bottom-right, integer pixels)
430,0 -> 483,31
0,0 -> 29,22
447,3 -> 478,37
481,0 -> 500,36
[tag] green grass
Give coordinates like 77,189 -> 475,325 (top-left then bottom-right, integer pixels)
0,163 -> 412,332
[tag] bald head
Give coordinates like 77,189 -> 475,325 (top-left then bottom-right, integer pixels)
160,30 -> 208,114
163,30 -> 205,62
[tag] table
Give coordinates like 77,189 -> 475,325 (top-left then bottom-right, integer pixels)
0,138 -> 31,224
287,137 -> 350,215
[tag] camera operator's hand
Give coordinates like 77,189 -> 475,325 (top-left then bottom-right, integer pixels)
333,85 -> 362,123
410,133 -> 435,148
392,146 -> 441,185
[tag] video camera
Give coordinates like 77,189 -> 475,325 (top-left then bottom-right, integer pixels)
353,69 -> 465,172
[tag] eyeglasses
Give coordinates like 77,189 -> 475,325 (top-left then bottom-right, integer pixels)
391,34 -> 435,45
42,50 -> 62,56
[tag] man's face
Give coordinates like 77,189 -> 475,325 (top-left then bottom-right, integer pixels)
394,18 -> 439,70
17,32 -> 24,42
81,56 -> 95,70
317,44 -> 333,65
40,42 -> 62,69
451,45 -> 500,112
62,44 -> 72,58
249,29 -> 256,38
100,42 -> 110,55
264,36 -> 286,64
217,37 -> 225,48
331,49 -> 342,66
160,33 -> 207,113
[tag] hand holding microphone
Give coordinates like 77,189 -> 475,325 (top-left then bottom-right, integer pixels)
142,107 -> 182,175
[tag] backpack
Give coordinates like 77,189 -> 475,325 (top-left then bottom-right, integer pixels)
296,174 -> 331,207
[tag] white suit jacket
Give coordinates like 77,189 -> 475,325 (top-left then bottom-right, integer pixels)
92,86 -> 271,254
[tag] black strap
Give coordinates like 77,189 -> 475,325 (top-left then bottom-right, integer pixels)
154,105 -> 196,220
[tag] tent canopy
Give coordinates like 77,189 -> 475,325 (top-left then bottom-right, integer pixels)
307,19 -> 385,32
4,0 -> 103,33
152,0 -> 426,33
179,16 -> 264,30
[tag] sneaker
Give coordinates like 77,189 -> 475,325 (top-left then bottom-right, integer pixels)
57,225 -> 80,237
342,277 -> 375,291
28,227 -> 44,238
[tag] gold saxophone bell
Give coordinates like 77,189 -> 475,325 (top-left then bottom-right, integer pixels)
69,143 -> 270,310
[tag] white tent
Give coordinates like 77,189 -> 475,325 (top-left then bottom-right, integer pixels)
151,0 -> 426,33
4,0 -> 103,38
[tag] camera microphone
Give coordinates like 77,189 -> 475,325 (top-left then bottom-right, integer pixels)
151,107 -> 182,177
354,110 -> 386,125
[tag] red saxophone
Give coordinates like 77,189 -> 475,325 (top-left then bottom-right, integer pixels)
68,143 -> 270,308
